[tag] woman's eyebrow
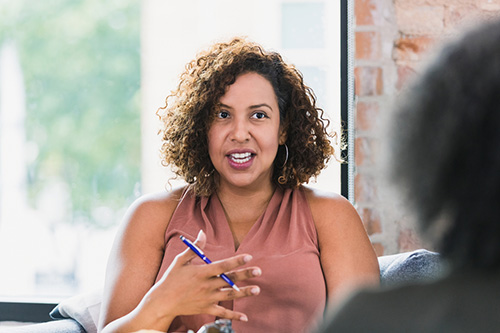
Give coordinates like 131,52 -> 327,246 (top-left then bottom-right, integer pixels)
249,103 -> 273,111
219,103 -> 233,110
219,103 -> 274,111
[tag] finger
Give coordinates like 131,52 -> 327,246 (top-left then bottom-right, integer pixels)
209,266 -> 261,290
223,266 -> 262,282
208,304 -> 249,322
215,285 -> 261,300
176,230 -> 207,265
193,229 -> 207,249
204,253 -> 253,277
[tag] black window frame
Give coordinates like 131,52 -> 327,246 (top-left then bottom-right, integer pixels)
0,300 -> 57,322
341,0 -> 353,201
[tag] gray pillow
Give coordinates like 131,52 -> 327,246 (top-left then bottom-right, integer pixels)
378,249 -> 444,287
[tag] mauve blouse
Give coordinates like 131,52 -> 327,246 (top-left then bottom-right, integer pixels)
155,186 -> 326,332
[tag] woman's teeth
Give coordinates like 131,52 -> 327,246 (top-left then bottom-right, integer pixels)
230,152 -> 252,164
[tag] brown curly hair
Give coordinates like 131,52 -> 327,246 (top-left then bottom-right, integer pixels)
157,37 -> 337,197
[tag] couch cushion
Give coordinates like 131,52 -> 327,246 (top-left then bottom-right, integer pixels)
378,249 -> 444,287
46,250 -> 443,333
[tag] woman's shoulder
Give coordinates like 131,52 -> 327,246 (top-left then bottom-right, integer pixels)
133,185 -> 188,209
300,185 -> 351,208
299,185 -> 360,228
123,185 -> 189,229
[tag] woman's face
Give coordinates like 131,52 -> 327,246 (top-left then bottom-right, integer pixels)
207,72 -> 285,192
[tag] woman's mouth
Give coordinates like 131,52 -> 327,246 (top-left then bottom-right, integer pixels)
229,152 -> 252,164
227,151 -> 254,169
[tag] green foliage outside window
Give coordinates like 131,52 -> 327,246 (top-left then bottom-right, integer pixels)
0,0 -> 141,227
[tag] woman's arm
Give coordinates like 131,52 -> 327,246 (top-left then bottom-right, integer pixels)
98,188 -> 183,332
98,188 -> 261,333
304,187 -> 380,307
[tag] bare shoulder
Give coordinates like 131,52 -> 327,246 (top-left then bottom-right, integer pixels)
129,186 -> 186,217
99,186 -> 190,329
301,185 -> 358,229
301,185 -> 350,206
119,185 -> 188,235
300,186 -> 379,303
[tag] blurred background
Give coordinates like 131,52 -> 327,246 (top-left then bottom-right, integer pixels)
0,0 -> 341,301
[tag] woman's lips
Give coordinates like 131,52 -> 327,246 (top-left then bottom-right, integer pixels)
227,152 -> 254,169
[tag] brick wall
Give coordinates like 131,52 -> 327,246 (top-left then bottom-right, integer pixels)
353,0 -> 500,255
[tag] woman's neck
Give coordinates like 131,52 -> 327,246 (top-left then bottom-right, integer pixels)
216,182 -> 276,248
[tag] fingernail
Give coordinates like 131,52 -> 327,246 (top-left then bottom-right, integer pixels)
243,255 -> 252,263
251,287 -> 260,295
240,315 -> 248,322
252,268 -> 261,276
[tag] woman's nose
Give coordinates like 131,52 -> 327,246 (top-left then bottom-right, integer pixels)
230,118 -> 250,142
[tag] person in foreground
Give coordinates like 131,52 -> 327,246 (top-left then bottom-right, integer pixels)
98,38 -> 379,333
318,18 -> 500,333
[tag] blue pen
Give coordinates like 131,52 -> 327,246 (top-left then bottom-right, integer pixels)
180,235 -> 240,292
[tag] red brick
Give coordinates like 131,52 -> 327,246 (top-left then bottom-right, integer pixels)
354,173 -> 377,203
398,228 -> 423,252
354,66 -> 383,96
356,31 -> 381,60
361,208 -> 382,235
444,5 -> 480,28
396,65 -> 417,90
396,5 -> 444,35
355,137 -> 378,167
372,242 -> 385,256
394,35 -> 436,61
356,101 -> 380,131
355,0 -> 377,25
478,0 -> 500,11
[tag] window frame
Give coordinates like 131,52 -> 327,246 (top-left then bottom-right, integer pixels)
340,0 -> 352,201
0,300 -> 57,322
0,0 -> 352,323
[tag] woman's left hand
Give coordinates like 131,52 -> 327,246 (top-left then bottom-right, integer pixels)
140,230 -> 261,324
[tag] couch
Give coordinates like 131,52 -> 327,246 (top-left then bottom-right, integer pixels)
2,249 -> 443,333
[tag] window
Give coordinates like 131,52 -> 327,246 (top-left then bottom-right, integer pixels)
0,0 -> 346,321
0,0 -> 141,302
142,0 -> 342,194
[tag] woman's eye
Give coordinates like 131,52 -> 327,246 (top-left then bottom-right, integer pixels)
252,112 -> 267,119
217,111 -> 229,119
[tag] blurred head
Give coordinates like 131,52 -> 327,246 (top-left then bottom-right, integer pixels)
158,37 -> 335,196
389,18 -> 500,271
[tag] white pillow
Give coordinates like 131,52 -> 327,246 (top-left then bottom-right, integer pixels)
50,288 -> 102,333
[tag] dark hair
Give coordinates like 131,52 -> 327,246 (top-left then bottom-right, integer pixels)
158,37 -> 336,196
389,18 -> 500,271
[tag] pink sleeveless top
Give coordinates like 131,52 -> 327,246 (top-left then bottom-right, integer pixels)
155,186 -> 326,332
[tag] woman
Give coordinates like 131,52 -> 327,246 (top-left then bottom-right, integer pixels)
99,38 -> 379,333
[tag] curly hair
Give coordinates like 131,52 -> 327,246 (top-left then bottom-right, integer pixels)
389,18 -> 500,271
157,37 -> 336,197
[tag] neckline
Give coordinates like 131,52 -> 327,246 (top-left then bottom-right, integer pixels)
213,186 -> 282,252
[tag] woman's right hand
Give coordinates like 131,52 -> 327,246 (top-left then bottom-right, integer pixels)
140,230 -> 261,325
